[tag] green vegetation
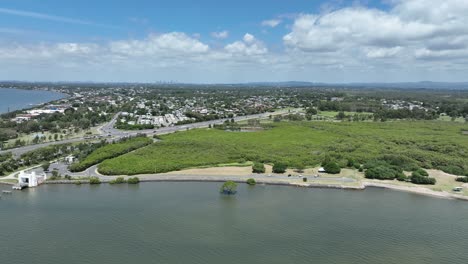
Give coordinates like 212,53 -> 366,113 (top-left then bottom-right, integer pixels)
272,163 -> 287,174
98,121 -> 468,179
127,177 -> 140,184
246,178 -> 256,185
323,162 -> 341,174
364,160 -> 436,185
41,162 -> 50,172
89,177 -> 101,184
70,136 -> 152,172
365,165 -> 404,180
110,177 -> 126,184
412,168 -> 429,177
411,174 -> 436,185
252,162 -> 265,173
456,176 -> 468,183
115,122 -> 154,130
220,181 -> 238,195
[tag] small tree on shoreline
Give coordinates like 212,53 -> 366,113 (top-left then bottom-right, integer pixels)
246,178 -> 256,185
220,181 -> 238,195
127,177 -> 140,184
89,177 -> 101,184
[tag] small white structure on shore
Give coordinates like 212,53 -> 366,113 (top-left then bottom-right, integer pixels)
318,167 -> 326,173
65,155 -> 75,164
18,171 -> 47,187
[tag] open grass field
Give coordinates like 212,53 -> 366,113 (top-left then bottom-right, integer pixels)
98,120 -> 468,176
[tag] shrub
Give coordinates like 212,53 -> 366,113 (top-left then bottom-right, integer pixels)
347,159 -> 356,168
379,154 -> 418,171
75,181 -> 82,185
41,162 -> 50,172
365,166 -> 401,180
411,175 -> 436,185
323,162 -> 341,174
110,176 -> 126,184
89,177 -> 101,184
456,176 -> 468,183
246,178 -> 256,185
358,166 -> 364,172
127,177 -> 140,184
252,162 -> 266,173
295,163 -> 306,173
396,173 -> 408,181
438,165 -> 465,176
364,160 -> 389,170
414,168 -> 429,177
272,162 -> 287,174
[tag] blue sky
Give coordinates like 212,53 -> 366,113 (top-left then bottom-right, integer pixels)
1,0 -> 467,83
1,0 -> 387,43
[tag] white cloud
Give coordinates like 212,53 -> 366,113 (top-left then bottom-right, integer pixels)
2,0 -> 468,82
261,19 -> 282,28
283,0 -> 468,67
211,30 -> 229,39
109,32 -> 209,56
225,33 -> 268,56
243,33 -> 255,43
366,47 -> 402,59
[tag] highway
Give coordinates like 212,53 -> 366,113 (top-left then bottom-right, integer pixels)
100,111 -> 277,138
1,111 -> 280,157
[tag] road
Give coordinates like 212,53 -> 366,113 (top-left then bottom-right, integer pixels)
1,111 -> 281,157
99,111 -> 278,138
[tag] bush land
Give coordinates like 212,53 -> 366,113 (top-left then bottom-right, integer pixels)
98,121 -> 468,177
70,137 -> 152,172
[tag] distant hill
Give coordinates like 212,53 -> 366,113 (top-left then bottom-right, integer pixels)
224,81 -> 468,90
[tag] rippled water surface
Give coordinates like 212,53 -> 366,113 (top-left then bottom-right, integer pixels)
0,88 -> 65,113
1,183 -> 468,264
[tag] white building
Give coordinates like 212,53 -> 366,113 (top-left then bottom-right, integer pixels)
65,155 -> 75,164
18,171 -> 47,187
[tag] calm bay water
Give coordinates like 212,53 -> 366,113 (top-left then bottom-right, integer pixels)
0,88 -> 65,114
1,183 -> 468,264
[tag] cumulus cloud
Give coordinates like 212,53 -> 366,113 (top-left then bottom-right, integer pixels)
2,0 -> 468,82
211,30 -> 229,39
225,33 -> 268,56
109,32 -> 209,56
0,32 -> 268,81
261,19 -> 282,28
284,0 -> 468,62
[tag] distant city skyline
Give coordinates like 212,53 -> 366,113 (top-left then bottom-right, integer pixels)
1,0 -> 468,83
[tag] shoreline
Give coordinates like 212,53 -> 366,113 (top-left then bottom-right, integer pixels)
32,174 -> 467,201
3,165 -> 467,201
0,87 -> 69,115
4,177 -> 467,201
